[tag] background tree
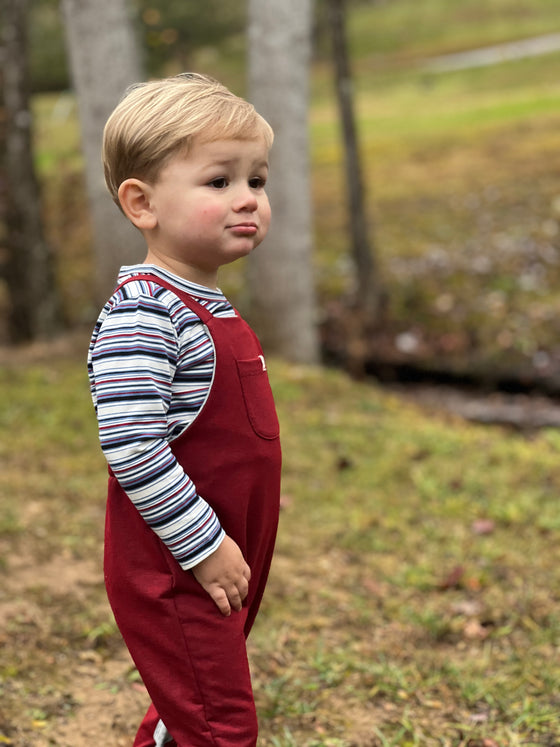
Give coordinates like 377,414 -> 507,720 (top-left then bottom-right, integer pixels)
1,0 -> 61,342
61,0 -> 145,305
247,0 -> 320,364
29,0 -> 69,92
327,0 -> 381,318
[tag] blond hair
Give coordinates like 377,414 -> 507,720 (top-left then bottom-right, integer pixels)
103,73 -> 274,206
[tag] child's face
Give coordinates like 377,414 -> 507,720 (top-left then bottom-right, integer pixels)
144,137 -> 271,287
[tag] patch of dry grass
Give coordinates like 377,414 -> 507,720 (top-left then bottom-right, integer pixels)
1,350 -> 560,745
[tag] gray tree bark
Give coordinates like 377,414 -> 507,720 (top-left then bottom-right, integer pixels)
247,0 -> 320,364
61,0 -> 145,305
1,0 -> 61,342
328,0 -> 380,317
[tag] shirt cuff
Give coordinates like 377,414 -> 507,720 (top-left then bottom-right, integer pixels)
177,524 -> 226,570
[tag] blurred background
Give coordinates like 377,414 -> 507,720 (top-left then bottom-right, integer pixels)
2,0 -> 560,393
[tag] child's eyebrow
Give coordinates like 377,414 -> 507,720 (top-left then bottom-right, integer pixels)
206,157 -> 269,170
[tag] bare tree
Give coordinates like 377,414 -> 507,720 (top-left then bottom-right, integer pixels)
1,0 -> 61,342
61,0 -> 145,305
247,0 -> 320,364
328,0 -> 380,318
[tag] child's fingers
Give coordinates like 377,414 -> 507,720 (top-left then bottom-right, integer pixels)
208,585 -> 231,616
192,535 -> 251,615
207,576 -> 249,616
228,586 -> 244,613
222,575 -> 249,613
239,570 -> 250,599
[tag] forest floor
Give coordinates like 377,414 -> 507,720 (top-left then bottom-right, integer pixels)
3,334 -> 560,746
0,334 -> 150,746
0,544 -> 148,746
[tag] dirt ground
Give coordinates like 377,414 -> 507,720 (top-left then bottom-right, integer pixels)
3,333 -> 559,746
0,333 -> 149,745
1,545 -> 150,746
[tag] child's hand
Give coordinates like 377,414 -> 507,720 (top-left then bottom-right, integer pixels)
192,535 -> 251,616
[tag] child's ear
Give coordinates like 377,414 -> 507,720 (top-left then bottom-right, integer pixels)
118,179 -> 157,230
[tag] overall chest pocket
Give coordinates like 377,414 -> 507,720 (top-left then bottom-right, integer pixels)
236,357 -> 280,440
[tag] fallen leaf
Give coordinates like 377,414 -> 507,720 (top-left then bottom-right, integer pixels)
465,575 -> 482,591
463,619 -> 490,640
336,455 -> 353,471
451,599 -> 483,617
438,565 -> 465,590
362,578 -> 384,596
279,494 -> 293,509
471,519 -> 495,535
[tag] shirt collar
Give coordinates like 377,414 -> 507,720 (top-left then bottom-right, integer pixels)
118,264 -> 226,302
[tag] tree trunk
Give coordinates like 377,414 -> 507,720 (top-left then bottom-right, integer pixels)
328,0 -> 380,317
0,0 -> 61,342
61,0 -> 145,306
247,0 -> 320,364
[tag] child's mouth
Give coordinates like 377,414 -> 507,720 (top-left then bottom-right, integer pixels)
228,223 -> 258,236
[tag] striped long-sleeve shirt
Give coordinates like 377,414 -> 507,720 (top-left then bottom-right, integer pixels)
87,264 -> 237,569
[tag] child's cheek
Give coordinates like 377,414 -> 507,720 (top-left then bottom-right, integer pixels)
198,204 -> 225,226
261,203 -> 272,233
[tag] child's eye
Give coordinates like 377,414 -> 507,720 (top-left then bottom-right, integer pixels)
209,177 -> 228,189
249,177 -> 266,189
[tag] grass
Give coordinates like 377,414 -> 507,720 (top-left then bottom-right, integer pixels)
342,0 -> 560,64
1,349 -> 560,744
254,365 -> 560,745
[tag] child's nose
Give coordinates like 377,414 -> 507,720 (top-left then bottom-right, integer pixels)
233,185 -> 258,212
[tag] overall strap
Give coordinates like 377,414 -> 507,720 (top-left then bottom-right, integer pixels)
114,273 -> 215,324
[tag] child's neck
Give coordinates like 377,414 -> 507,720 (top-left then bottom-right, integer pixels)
143,252 -> 218,290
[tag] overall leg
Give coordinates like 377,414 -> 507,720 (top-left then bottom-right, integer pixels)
105,485 -> 258,747
133,705 -> 177,747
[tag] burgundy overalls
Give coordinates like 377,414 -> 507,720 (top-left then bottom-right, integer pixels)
103,275 -> 282,746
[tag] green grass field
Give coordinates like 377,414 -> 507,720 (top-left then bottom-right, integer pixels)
1,348 -> 560,745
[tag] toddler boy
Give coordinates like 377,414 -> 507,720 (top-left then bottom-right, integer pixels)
88,73 -> 281,747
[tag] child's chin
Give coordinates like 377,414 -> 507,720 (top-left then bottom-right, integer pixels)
232,239 -> 259,257
222,245 -> 256,266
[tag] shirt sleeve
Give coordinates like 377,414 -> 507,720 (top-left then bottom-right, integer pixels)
90,291 -> 225,569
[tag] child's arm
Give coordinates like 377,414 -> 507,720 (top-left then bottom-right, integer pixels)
89,285 -> 227,574
192,535 -> 251,616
